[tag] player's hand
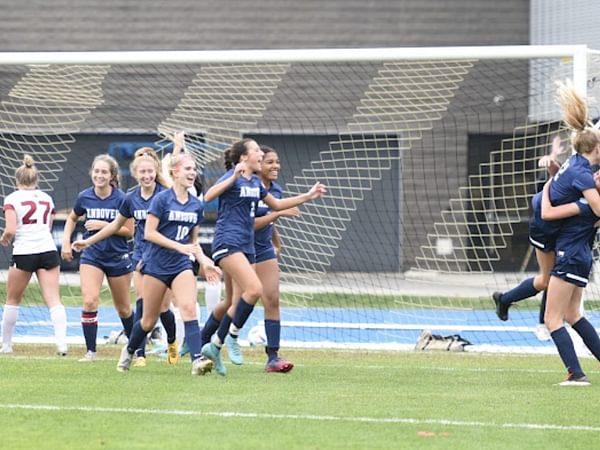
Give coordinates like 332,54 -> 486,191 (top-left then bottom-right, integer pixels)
306,182 -> 327,200
278,207 -> 300,218
550,135 -> 567,159
538,155 -> 553,168
61,245 -> 73,262
71,239 -> 88,252
233,161 -> 247,178
0,234 -> 11,247
201,264 -> 222,283
172,130 -> 185,155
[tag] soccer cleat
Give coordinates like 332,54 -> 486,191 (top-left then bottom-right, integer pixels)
191,356 -> 213,376
265,357 -> 294,373
492,292 -> 509,321
167,341 -> 180,365
1,345 -> 13,354
117,345 -> 134,372
225,334 -> 244,365
78,351 -> 97,362
133,356 -> 147,368
559,372 -> 591,386
201,342 -> 227,376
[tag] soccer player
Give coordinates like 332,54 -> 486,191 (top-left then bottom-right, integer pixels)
252,145 -> 300,372
72,148 -> 177,366
540,177 -> 600,385
537,81 -> 600,385
61,154 -> 134,362
200,138 -> 326,376
0,155 -> 68,355
115,152 -> 221,375
492,135 -> 567,340
216,145 -> 299,371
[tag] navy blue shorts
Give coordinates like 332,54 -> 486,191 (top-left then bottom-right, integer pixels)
12,250 -> 60,272
211,245 -> 255,265
255,246 -> 277,264
551,250 -> 593,288
141,269 -> 191,289
80,254 -> 133,278
528,225 -> 556,252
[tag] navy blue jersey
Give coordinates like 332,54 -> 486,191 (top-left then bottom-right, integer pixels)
141,188 -> 204,275
529,153 -> 596,245
553,199 -> 599,286
73,186 -> 129,261
550,153 -> 596,205
254,182 -> 282,255
211,170 -> 268,256
119,184 -> 166,263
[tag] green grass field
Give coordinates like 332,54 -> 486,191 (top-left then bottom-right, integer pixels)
1,345 -> 600,449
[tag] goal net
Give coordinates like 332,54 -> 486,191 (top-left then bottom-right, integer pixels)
1,46 -> 599,353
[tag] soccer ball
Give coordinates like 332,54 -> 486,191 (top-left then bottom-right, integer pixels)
246,325 -> 267,347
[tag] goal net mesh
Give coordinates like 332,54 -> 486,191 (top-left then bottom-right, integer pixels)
1,49 -> 600,352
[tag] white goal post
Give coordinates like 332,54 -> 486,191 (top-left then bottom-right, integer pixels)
0,44 -> 598,353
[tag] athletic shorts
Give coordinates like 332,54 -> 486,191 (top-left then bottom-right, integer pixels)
141,269 -> 191,289
211,245 -> 255,265
528,225 -> 556,252
255,246 -> 277,264
551,249 -> 593,288
80,254 -> 133,278
11,250 -> 60,272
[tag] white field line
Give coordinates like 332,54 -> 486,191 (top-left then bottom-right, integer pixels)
1,403 -> 599,433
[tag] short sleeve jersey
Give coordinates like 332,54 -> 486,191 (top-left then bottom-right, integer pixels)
119,184 -> 166,263
141,188 -> 204,275
3,189 -> 57,255
73,186 -> 129,260
550,153 -> 596,205
211,169 -> 268,255
254,182 -> 283,254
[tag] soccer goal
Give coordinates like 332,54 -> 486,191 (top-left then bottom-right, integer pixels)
1,45 -> 599,353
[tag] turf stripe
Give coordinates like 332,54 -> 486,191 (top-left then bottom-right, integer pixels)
1,403 -> 599,433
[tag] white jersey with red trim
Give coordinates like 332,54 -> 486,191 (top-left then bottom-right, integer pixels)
3,189 -> 57,255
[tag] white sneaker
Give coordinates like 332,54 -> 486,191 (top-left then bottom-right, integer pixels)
56,344 -> 68,356
558,373 -> 591,386
116,345 -> 134,372
191,356 -> 213,376
534,324 -> 551,341
78,351 -> 97,362
1,345 -> 13,353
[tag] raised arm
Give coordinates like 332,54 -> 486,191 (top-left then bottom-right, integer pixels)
263,182 -> 326,211
172,130 -> 186,156
204,163 -> 245,203
538,135 -> 567,177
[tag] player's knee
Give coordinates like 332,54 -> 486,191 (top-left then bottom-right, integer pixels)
82,297 -> 99,311
140,316 -> 158,332
534,276 -> 550,291
564,311 -> 582,326
245,283 -> 263,302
